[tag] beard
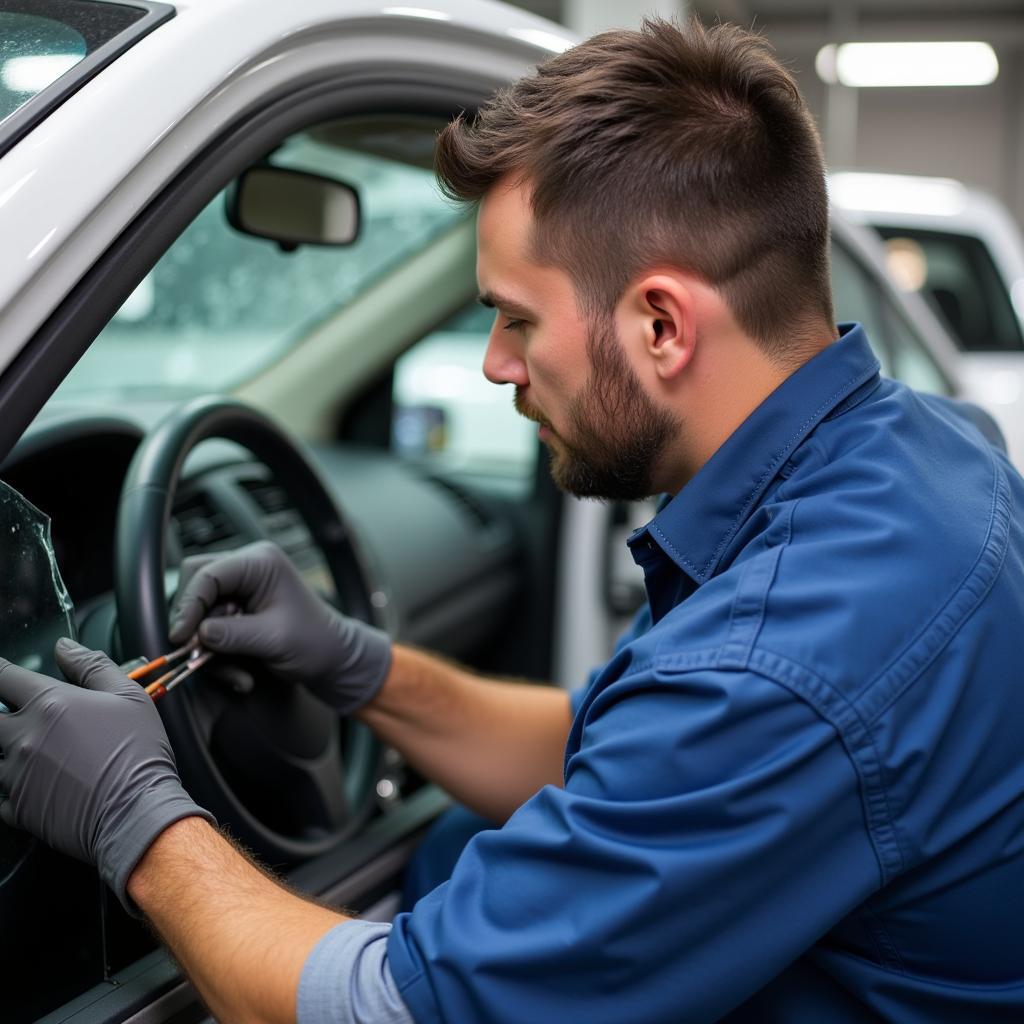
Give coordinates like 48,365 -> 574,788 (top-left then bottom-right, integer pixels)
515,316 -> 680,502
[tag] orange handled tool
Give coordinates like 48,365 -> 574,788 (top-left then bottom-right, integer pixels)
122,641 -> 214,701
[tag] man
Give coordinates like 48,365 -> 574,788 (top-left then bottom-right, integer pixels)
0,17 -> 1022,1024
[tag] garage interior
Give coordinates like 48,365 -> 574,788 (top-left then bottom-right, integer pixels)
511,0 -> 1024,230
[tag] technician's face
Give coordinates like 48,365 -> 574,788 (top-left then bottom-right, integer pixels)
477,179 -> 678,501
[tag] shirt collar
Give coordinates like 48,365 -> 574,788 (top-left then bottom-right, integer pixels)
630,323 -> 880,585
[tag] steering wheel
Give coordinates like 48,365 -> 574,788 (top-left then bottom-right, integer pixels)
114,396 -> 381,863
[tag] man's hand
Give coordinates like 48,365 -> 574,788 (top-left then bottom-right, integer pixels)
0,639 -> 213,910
169,541 -> 392,715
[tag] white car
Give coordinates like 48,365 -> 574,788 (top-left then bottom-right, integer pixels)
0,3 -> 981,1022
831,170 -> 1024,461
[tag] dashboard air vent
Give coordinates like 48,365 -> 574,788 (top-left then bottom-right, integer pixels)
240,478 -> 314,558
173,493 -> 240,556
242,479 -> 289,515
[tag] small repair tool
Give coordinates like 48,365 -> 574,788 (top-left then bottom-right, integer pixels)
123,640 -> 214,701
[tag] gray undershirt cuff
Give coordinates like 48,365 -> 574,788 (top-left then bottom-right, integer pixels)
298,919 -> 413,1024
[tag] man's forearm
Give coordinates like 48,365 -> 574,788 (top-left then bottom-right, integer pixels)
127,816 -> 347,1024
357,645 -> 573,823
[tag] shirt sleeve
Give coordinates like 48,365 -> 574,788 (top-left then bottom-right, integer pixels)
298,920 -> 413,1024
386,667 -> 882,1024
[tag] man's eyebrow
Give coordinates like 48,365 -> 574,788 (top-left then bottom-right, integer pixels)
477,292 -> 537,320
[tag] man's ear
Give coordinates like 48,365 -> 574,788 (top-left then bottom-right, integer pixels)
629,274 -> 697,381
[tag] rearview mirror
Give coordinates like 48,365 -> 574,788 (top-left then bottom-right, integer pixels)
226,166 -> 360,248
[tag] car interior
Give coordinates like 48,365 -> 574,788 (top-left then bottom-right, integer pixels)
0,108 -> 572,1023
0,100 -> 958,1022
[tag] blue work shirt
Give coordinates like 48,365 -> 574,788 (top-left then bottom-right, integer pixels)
304,323 -> 1024,1021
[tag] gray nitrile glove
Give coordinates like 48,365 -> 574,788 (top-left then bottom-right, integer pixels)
0,640 -> 215,913
168,541 -> 392,715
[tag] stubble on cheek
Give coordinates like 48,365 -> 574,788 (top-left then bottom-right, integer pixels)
513,386 -> 554,433
549,318 -> 682,501
506,316 -> 679,501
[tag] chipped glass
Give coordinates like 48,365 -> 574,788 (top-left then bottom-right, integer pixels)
0,479 -> 76,899
0,478 -> 75,692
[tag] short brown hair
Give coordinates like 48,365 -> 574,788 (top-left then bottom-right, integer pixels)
436,17 -> 834,359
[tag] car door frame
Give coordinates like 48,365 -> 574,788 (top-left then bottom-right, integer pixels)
8,56 -> 539,1024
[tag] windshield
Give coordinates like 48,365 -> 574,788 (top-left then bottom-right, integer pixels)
53,124 -> 464,402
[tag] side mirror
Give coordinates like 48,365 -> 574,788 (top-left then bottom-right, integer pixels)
226,166 -> 360,248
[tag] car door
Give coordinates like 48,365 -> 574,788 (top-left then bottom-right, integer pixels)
0,8 -> 571,1022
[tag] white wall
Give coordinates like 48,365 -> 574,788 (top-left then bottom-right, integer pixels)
562,0 -> 687,35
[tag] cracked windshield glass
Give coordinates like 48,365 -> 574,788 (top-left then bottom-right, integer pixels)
0,479 -> 76,695
51,125 -> 462,401
0,480 -> 76,915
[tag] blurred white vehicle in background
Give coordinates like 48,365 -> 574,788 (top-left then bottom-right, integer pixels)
831,171 -> 1024,462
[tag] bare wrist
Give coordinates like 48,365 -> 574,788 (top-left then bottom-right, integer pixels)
126,815 -> 214,910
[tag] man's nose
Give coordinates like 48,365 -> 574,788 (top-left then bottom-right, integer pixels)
482,326 -> 529,386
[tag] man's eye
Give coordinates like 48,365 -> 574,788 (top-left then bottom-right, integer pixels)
503,318 -> 526,332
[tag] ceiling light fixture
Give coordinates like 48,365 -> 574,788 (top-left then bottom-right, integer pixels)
816,42 -> 998,88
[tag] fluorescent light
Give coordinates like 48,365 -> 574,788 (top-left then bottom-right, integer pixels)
1,53 -> 80,93
816,42 -> 998,88
381,7 -> 452,21
829,172 -> 967,217
507,27 -> 575,54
